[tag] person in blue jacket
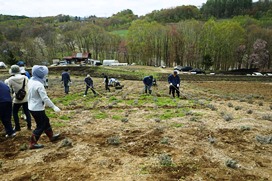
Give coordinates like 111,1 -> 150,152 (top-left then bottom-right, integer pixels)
168,70 -> 180,98
0,81 -> 16,137
61,69 -> 71,94
143,75 -> 153,94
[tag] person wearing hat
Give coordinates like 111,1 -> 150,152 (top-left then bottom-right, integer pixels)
143,75 -> 153,94
28,65 -> 61,149
0,81 -> 16,137
84,74 -> 97,97
168,70 -> 180,98
5,65 -> 32,131
61,68 -> 71,94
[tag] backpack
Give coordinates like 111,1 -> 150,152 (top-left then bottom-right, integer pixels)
15,78 -> 26,100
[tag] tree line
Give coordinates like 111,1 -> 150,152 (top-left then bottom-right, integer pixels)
0,0 -> 271,71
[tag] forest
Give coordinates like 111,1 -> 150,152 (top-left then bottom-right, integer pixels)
0,0 -> 272,71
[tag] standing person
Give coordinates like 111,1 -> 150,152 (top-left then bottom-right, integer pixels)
84,74 -> 97,97
143,75 -> 153,94
102,73 -> 110,92
168,70 -> 180,98
0,81 -> 16,138
5,65 -> 32,131
28,65 -> 61,149
61,69 -> 71,94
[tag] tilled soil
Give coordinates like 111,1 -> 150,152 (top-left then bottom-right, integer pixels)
0,75 -> 271,181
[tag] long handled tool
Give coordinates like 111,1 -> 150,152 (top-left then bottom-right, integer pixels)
167,85 -> 188,99
85,83 -> 102,96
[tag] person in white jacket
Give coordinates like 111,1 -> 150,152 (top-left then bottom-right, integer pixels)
5,65 -> 32,131
28,65 -> 61,149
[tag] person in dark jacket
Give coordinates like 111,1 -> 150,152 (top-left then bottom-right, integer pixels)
102,73 -> 110,92
61,69 -> 71,94
143,75 -> 153,94
84,74 -> 97,97
0,81 -> 16,138
168,70 -> 180,98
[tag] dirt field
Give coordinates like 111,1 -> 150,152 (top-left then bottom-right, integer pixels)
0,75 -> 272,181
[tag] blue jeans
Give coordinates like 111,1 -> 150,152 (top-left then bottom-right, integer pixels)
0,102 -> 15,135
13,102 -> 32,129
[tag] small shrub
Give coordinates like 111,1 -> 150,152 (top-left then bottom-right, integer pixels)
247,100 -> 254,104
158,154 -> 172,166
208,136 -> 216,144
121,118 -> 129,123
240,126 -> 251,132
223,114 -> 233,121
107,136 -> 121,145
247,110 -> 253,114
225,159 -> 238,169
186,111 -> 193,116
190,117 -> 198,122
262,114 -> 272,121
154,118 -> 161,123
239,99 -> 246,102
258,101 -> 264,106
160,137 -> 170,145
19,143 -> 28,151
256,135 -> 272,144
59,138 -> 73,148
207,104 -> 217,111
234,106 -> 242,111
227,102 -> 233,108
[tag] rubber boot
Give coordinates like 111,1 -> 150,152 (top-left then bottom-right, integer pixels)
29,134 -> 44,149
45,129 -> 60,142
149,90 -> 152,94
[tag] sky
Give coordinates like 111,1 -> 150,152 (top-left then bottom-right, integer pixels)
0,0 -> 209,17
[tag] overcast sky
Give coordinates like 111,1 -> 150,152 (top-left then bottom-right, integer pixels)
0,0 -> 210,17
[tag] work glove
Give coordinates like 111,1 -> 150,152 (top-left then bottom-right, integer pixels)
177,84 -> 180,87
170,83 -> 173,86
53,106 -> 61,112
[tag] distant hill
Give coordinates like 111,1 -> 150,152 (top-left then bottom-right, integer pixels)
0,14 -> 29,22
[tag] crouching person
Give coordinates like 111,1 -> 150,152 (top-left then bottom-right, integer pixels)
143,75 -> 153,94
28,65 -> 61,149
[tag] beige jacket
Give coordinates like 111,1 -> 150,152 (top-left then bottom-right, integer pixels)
5,74 -> 29,104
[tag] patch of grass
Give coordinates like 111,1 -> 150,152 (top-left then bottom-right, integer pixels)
171,123 -> 183,128
159,109 -> 185,120
112,115 -> 122,120
94,112 -> 108,119
47,112 -> 58,118
59,115 -> 70,121
51,121 -> 66,127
